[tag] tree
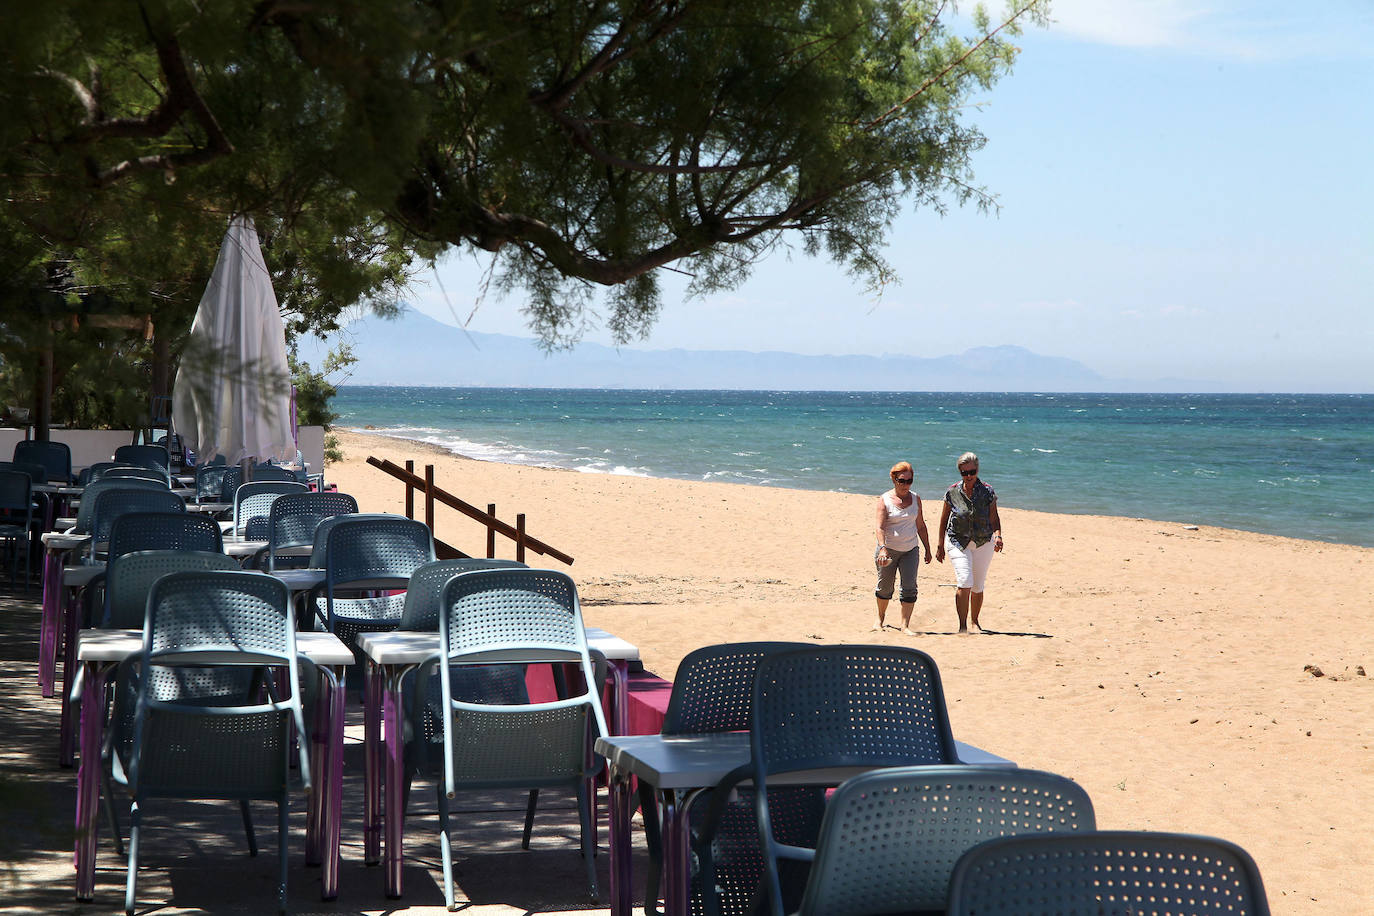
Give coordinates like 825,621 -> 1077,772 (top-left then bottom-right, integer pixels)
255,0 -> 1050,344
1,0 -> 1047,355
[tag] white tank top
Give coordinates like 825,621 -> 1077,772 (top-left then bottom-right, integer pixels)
881,493 -> 921,551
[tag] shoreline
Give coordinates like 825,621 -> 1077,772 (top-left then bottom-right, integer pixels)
328,426 -> 1371,915
339,426 -> 1350,548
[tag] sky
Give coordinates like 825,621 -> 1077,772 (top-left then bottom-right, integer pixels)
395,1 -> 1374,392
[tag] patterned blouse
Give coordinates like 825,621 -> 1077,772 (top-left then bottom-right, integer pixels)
944,480 -> 997,548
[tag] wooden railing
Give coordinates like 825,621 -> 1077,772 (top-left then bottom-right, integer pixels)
366,456 -> 574,566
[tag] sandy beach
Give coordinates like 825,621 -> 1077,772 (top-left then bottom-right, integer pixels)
331,428 -> 1372,915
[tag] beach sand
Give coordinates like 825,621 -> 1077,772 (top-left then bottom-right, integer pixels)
331,428 -> 1373,915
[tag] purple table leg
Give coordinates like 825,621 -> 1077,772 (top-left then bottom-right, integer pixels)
304,671 -> 326,867
608,774 -> 634,916
39,549 -> 62,696
662,790 -> 692,916
383,672 -> 405,898
363,662 -> 382,865
322,666 -> 344,900
74,662 -> 109,902
58,590 -> 81,766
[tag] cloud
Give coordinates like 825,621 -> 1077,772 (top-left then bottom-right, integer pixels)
1045,0 -> 1373,60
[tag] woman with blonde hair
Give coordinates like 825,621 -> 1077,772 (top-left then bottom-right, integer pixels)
872,460 -> 932,633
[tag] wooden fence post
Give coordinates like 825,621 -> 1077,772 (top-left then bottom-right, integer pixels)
404,459 -> 415,519
424,464 -> 436,532
487,503 -> 497,558
516,513 -> 526,563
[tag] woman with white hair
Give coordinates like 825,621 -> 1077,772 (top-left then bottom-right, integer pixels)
935,452 -> 1004,633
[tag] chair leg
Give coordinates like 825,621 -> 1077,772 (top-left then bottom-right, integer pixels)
125,799 -> 141,916
578,780 -> 599,901
438,784 -> 456,911
241,801 -> 258,856
522,789 -> 538,849
101,769 -> 125,856
278,796 -> 289,914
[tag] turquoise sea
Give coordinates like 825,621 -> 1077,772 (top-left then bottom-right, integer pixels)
332,388 -> 1374,547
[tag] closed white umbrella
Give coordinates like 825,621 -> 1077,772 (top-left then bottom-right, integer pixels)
173,215 -> 295,466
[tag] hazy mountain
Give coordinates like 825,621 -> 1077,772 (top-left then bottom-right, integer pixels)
300,308 -> 1214,391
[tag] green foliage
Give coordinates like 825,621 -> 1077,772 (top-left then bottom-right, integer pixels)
0,0 -> 1048,359
290,342 -> 356,465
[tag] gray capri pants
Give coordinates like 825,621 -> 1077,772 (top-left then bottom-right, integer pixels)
874,544 -> 920,603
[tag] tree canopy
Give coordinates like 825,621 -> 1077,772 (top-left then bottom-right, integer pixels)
1,0 -> 1047,379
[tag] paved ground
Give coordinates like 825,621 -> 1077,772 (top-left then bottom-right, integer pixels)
0,586 -> 646,915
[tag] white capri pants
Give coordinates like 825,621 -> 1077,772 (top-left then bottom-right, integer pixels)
945,536 -> 995,592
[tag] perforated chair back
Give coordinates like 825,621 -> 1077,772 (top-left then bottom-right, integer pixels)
665,642 -> 812,735
195,464 -> 229,503
102,466 -> 169,485
102,550 -> 241,629
232,480 -> 308,537
945,831 -> 1271,916
114,444 -> 170,471
648,642 -> 811,916
0,470 -> 35,588
79,461 -> 126,485
754,645 -> 957,773
423,567 -> 606,905
89,488 -> 185,556
0,459 -> 51,485
248,464 -> 299,482
14,439 -> 71,483
747,646 -> 960,916
107,511 -> 223,558
113,569 -> 309,914
399,558 -> 529,630
218,465 -> 243,503
73,479 -> 171,534
257,491 -> 358,572
316,515 -> 433,648
795,767 -> 1095,916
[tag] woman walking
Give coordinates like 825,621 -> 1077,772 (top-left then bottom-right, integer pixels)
935,452 -> 1003,633
872,461 -> 932,634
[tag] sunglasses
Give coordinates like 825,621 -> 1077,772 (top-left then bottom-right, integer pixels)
894,477 -> 913,484
960,468 -> 978,477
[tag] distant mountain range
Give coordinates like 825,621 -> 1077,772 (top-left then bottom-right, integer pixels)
299,308 -> 1214,392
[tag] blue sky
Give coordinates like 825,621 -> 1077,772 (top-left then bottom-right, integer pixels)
397,1 -> 1373,392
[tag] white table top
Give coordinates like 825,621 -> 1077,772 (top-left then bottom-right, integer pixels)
358,626 -> 639,666
594,732 -> 1014,790
78,629 -> 354,667
43,530 -> 264,558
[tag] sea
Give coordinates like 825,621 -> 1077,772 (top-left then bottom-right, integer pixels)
332,388 -> 1374,547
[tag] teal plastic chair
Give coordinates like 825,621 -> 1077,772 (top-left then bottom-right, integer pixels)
309,514 -> 433,651
87,487 -> 186,563
945,831 -> 1271,916
404,568 -> 608,907
701,645 -> 962,916
250,490 -> 358,572
793,767 -> 1095,916
0,469 -> 36,590
110,570 -> 310,915
231,480 -> 308,538
14,439 -> 72,484
640,641 -> 810,916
